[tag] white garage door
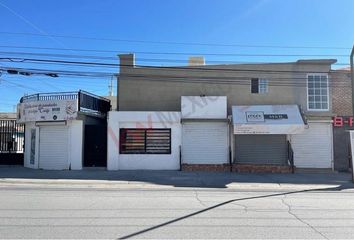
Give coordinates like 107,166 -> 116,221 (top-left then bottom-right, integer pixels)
39,125 -> 69,170
182,122 -> 228,164
291,122 -> 332,169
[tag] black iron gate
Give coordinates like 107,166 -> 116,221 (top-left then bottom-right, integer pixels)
0,120 -> 24,165
84,125 -> 107,167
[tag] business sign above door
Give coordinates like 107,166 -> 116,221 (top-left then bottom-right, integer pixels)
17,99 -> 78,123
233,105 -> 305,134
246,111 -> 288,122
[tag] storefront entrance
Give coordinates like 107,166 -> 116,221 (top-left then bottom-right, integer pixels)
84,125 -> 107,167
235,134 -> 288,165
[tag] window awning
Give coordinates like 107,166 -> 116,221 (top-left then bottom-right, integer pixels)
232,105 -> 305,134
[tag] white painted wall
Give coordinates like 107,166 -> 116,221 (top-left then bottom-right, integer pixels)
107,111 -> 181,170
181,96 -> 227,119
23,120 -> 84,170
68,120 -> 83,170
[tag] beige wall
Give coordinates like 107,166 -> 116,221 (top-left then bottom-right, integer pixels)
118,54 -> 336,119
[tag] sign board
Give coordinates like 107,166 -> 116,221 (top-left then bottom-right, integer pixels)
17,99 -> 78,123
181,96 -> 227,119
232,105 -> 305,134
333,116 -> 354,127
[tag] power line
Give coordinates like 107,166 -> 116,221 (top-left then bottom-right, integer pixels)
0,31 -> 351,50
0,46 -> 350,58
0,66 -> 350,88
0,57 -> 346,75
0,51 -> 350,66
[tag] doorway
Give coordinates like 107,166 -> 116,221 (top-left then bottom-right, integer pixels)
84,125 -> 107,167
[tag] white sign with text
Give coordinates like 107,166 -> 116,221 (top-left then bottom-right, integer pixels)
17,99 -> 78,123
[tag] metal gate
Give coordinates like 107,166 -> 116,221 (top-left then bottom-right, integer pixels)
84,125 -> 107,167
0,120 -> 24,165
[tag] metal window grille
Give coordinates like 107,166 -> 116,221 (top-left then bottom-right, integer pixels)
120,128 -> 171,154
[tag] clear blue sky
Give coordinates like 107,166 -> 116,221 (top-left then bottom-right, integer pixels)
0,0 -> 353,112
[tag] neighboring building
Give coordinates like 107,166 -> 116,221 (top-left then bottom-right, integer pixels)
331,67 -> 352,171
17,91 -> 110,170
103,95 -> 117,111
107,54 -> 338,172
0,112 -> 24,165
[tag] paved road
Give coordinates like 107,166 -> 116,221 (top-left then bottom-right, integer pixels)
1,184 -> 354,239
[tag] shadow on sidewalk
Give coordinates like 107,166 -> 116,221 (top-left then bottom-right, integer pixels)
0,166 -> 353,189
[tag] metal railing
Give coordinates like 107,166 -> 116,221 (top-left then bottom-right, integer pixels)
20,90 -> 111,116
0,120 -> 24,153
287,140 -> 295,174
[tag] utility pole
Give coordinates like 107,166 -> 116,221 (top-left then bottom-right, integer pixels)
108,76 -> 113,96
351,45 -> 354,115
350,45 -> 354,182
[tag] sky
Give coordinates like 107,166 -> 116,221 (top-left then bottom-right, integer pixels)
0,0 -> 353,112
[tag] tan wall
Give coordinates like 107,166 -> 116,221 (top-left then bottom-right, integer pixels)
330,70 -> 352,116
118,54 -> 335,118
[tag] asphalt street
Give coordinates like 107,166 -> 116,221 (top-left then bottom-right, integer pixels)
1,182 -> 354,239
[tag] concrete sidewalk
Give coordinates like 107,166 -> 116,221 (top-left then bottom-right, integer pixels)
0,166 -> 353,190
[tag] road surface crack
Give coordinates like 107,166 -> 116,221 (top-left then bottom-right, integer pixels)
231,203 -> 248,213
281,195 -> 329,240
194,190 -> 207,207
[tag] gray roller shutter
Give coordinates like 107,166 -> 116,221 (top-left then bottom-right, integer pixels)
39,125 -> 69,170
182,122 -> 228,164
235,135 -> 287,165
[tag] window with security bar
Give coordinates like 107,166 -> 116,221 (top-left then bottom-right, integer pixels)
119,128 -> 171,154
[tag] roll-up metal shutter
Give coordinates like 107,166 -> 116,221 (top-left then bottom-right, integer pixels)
235,135 -> 287,165
182,122 -> 228,164
291,122 -> 332,168
39,125 -> 69,170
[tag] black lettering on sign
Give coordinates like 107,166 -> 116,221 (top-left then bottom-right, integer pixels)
264,114 -> 288,120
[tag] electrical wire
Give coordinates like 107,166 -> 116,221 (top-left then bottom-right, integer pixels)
0,31 -> 351,50
0,57 -> 347,74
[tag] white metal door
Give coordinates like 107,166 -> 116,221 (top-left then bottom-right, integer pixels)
39,125 -> 69,170
291,122 -> 332,168
182,122 -> 228,164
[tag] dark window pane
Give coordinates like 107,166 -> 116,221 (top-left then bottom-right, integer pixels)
321,80 -> 327,87
251,78 -> 259,93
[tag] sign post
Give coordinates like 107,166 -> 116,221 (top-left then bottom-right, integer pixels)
349,130 -> 354,182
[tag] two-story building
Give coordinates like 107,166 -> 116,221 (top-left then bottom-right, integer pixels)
106,54 -> 337,172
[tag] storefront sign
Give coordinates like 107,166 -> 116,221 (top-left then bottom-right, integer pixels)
17,99 -> 78,123
246,112 -> 288,122
233,105 -> 304,134
333,116 -> 354,127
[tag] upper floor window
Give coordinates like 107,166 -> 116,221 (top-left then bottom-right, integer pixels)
307,74 -> 329,111
251,78 -> 268,94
